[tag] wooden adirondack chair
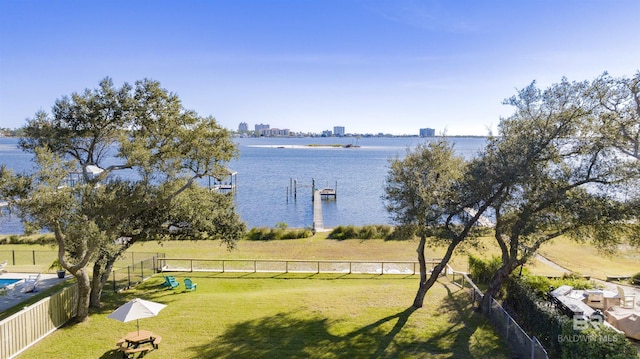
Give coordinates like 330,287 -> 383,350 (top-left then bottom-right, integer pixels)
617,286 -> 636,309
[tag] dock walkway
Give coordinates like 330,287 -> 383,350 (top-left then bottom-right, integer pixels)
313,190 -> 324,231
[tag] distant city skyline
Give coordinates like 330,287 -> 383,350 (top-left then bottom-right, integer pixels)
236,122 -> 437,137
1,1 -> 639,136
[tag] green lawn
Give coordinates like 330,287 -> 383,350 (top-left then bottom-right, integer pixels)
6,231 -> 638,357
17,273 -> 510,359
537,237 -> 640,280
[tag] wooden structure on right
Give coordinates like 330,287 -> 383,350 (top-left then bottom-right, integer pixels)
318,187 -> 336,200
208,168 -> 238,194
312,179 -> 337,201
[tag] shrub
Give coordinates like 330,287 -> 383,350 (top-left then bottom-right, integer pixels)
559,322 -> 638,359
468,254 -> 502,285
245,227 -> 312,241
505,275 -> 635,359
551,274 -> 594,291
504,276 -> 566,358
327,225 -> 393,240
329,225 -> 358,240
0,234 -> 55,245
280,228 -> 313,239
631,272 -> 640,286
386,224 -> 416,240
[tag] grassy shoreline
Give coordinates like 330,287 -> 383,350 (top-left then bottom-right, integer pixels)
1,230 -> 638,280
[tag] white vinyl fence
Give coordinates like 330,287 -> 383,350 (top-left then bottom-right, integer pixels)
0,284 -> 78,359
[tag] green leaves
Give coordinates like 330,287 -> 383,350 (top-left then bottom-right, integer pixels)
384,139 -> 464,228
14,77 -> 246,317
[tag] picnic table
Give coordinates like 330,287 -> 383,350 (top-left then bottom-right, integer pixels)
116,330 -> 162,358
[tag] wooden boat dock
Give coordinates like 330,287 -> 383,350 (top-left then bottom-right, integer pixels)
312,180 -> 337,232
313,190 -> 324,231
318,188 -> 336,199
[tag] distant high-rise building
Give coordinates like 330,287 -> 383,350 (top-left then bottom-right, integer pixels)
333,126 -> 345,136
419,128 -> 436,137
259,128 -> 290,137
322,130 -> 332,137
255,123 -> 270,132
238,122 -> 248,132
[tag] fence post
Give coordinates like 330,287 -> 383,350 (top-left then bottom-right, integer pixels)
112,270 -> 117,292
32,250 -> 36,265
12,250 -> 15,265
127,266 -> 131,288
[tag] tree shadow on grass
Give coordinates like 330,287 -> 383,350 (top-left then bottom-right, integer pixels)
418,282 -> 510,359
185,292 -> 507,359
98,349 -> 121,359
187,308 -> 417,359
95,278 -> 508,359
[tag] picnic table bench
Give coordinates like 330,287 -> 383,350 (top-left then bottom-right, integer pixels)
118,343 -> 151,359
116,332 -> 162,358
152,335 -> 162,349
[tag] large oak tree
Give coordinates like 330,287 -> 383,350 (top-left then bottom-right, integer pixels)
384,74 -> 640,311
3,78 -> 246,321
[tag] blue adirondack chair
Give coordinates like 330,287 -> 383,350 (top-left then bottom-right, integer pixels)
184,278 -> 197,291
162,276 -> 179,289
168,277 -> 180,289
160,275 -> 176,288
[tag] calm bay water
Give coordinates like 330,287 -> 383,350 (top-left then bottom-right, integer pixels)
0,136 -> 487,234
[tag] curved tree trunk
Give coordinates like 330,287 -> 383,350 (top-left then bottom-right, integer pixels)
72,267 -> 91,322
412,235 -> 462,308
90,259 -> 115,309
90,243 -> 131,308
412,235 -> 428,307
480,264 -> 512,314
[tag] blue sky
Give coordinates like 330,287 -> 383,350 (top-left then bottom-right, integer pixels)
1,1 -> 639,136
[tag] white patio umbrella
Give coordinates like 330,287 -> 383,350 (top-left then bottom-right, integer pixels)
107,298 -> 167,334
